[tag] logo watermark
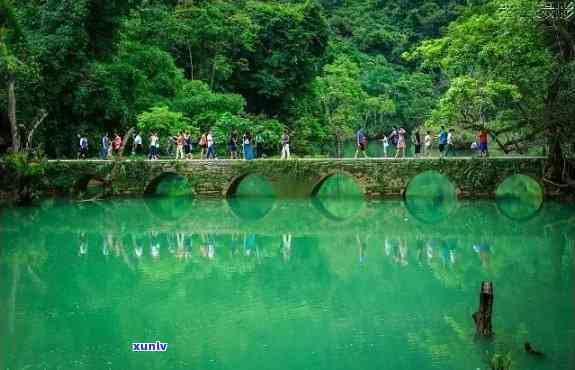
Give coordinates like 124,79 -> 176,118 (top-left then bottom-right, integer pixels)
132,341 -> 168,352
499,0 -> 574,21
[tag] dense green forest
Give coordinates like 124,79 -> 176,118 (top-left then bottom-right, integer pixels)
0,0 -> 573,163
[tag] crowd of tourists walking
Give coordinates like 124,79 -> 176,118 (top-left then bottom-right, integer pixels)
81,129 -> 291,161
357,126 -> 489,159
77,126 -> 489,160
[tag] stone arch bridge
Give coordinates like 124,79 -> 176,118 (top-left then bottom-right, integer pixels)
38,157 -> 549,198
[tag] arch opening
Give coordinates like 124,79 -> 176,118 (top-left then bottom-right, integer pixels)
495,174 -> 543,221
75,175 -> 106,198
227,174 -> 276,222
144,173 -> 194,221
227,174 -> 275,198
145,173 -> 192,198
403,171 -> 458,224
312,173 -> 364,221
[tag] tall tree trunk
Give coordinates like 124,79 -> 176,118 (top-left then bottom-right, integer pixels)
8,76 -> 19,153
544,75 -> 563,181
547,134 -> 564,181
25,109 -> 48,152
119,127 -> 135,158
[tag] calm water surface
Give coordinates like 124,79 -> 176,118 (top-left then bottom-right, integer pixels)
1,193 -> 574,370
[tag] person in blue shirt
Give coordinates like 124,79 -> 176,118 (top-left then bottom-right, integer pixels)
437,126 -> 448,155
354,128 -> 368,158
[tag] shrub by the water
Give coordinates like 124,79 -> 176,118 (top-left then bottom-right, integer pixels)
3,152 -> 47,205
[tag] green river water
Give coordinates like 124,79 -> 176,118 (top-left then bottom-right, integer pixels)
1,173 -> 574,370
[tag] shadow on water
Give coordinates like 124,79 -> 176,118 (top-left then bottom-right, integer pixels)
227,175 -> 276,222
144,174 -> 194,221
495,174 -> 543,221
404,171 -> 458,224
312,174 -> 364,221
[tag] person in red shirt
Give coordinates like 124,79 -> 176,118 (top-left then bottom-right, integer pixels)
477,129 -> 488,157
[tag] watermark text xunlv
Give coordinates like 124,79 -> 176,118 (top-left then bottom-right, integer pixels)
132,341 -> 168,352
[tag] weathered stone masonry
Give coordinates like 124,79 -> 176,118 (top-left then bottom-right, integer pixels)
5,157 -> 549,199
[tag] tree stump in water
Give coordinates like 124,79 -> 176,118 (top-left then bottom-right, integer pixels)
472,281 -> 494,336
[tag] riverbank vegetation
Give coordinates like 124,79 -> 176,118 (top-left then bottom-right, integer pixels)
0,1 -> 573,172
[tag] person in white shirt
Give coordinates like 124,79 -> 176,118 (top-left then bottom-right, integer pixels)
424,131 -> 432,156
206,130 -> 216,159
381,135 -> 389,158
149,133 -> 159,160
133,133 -> 143,156
78,135 -> 88,159
281,130 -> 290,159
443,129 -> 455,157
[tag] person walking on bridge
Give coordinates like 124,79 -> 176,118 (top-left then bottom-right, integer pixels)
100,133 -> 110,160
355,128 -> 368,158
78,134 -> 88,159
206,130 -> 216,159
395,127 -> 406,158
199,133 -> 208,159
133,132 -> 143,156
437,126 -> 448,156
281,129 -> 291,160
477,129 -> 489,157
184,132 -> 193,159
381,135 -> 389,158
229,131 -> 238,159
149,132 -> 159,160
243,132 -> 254,160
444,129 -> 455,157
112,133 -> 122,157
175,132 -> 185,160
424,131 -> 432,156
412,130 -> 422,157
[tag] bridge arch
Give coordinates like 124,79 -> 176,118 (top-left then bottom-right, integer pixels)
225,173 -> 276,198
310,171 -> 366,221
225,173 -> 277,221
403,170 -> 459,224
402,170 -> 461,196
144,172 -> 192,196
494,173 -> 543,221
311,171 -> 366,197
74,174 -> 108,197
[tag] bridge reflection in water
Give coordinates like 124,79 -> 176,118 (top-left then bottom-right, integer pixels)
2,196 -> 572,274
136,169 -> 547,227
